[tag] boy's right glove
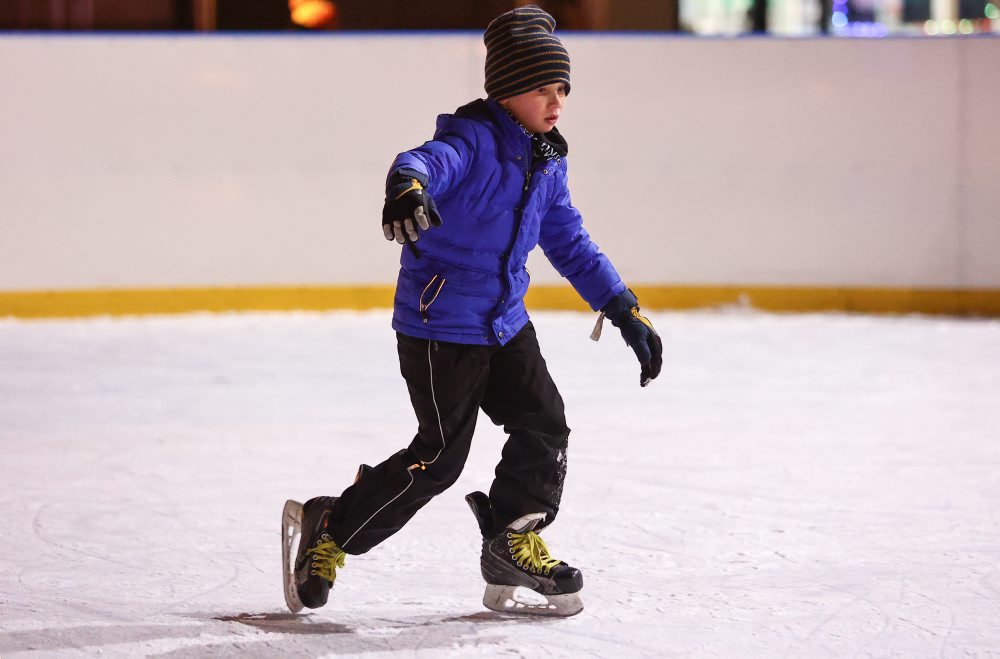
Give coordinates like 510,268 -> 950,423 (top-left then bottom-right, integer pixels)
382,169 -> 442,255
594,289 -> 663,388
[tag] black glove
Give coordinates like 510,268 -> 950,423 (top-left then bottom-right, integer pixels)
382,169 -> 442,257
599,289 -> 663,387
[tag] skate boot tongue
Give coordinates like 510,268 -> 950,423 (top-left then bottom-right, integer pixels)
506,512 -> 546,533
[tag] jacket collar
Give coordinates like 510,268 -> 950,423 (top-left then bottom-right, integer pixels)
485,98 -> 532,156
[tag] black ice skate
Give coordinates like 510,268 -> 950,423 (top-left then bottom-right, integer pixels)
281,496 -> 346,613
465,491 -> 584,617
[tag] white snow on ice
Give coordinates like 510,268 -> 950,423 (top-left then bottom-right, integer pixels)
1,309 -> 999,657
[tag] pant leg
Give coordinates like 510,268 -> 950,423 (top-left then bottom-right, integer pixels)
480,322 -> 571,536
330,334 -> 493,554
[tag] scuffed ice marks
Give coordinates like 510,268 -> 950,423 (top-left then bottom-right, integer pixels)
0,612 -> 561,656
1,310 -> 999,656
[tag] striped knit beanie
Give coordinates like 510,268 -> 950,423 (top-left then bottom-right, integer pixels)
484,5 -> 571,101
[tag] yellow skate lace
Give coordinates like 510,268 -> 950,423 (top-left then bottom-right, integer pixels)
508,531 -> 562,575
307,537 -> 346,582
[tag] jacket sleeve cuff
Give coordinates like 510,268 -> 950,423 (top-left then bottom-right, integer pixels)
600,287 -> 638,321
385,167 -> 429,195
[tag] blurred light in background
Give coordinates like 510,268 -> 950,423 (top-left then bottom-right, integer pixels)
681,0 -> 998,34
832,0 -> 850,27
289,0 -> 338,29
0,0 -> 997,35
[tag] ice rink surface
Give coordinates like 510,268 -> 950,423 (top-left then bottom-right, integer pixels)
1,309 -> 999,658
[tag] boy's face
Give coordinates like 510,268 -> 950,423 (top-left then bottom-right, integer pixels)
499,83 -> 567,134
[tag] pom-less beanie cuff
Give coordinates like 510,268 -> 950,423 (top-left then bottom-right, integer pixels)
483,5 -> 570,101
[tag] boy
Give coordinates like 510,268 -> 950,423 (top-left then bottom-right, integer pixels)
282,5 -> 662,617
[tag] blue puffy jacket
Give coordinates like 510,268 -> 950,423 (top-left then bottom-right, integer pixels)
388,98 -> 625,346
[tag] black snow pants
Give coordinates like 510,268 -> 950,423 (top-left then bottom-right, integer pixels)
328,322 -> 570,554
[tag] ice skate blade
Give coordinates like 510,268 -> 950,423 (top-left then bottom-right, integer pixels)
281,499 -> 305,614
482,584 -> 584,617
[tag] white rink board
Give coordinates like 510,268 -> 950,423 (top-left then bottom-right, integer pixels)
1,309 -> 999,655
0,35 -> 998,291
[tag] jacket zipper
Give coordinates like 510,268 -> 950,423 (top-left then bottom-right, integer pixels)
499,160 -> 534,316
419,274 -> 446,324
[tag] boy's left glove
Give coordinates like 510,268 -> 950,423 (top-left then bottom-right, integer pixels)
382,169 -> 442,254
593,289 -> 663,388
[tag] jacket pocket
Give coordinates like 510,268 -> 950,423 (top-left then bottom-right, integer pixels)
419,274 -> 447,324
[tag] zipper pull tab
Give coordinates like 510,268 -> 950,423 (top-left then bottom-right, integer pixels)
590,312 -> 606,341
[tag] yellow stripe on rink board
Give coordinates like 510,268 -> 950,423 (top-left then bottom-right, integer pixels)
1,285 -> 999,319
0,286 -> 397,319
530,285 -> 1000,317
625,285 -> 1000,317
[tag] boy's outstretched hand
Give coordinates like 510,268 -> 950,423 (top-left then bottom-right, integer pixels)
600,289 -> 663,387
382,170 -> 442,256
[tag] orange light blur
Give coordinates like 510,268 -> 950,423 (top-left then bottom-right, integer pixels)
289,0 -> 338,29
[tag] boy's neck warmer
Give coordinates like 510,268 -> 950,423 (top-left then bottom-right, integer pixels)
502,106 -> 569,161
532,129 -> 567,161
